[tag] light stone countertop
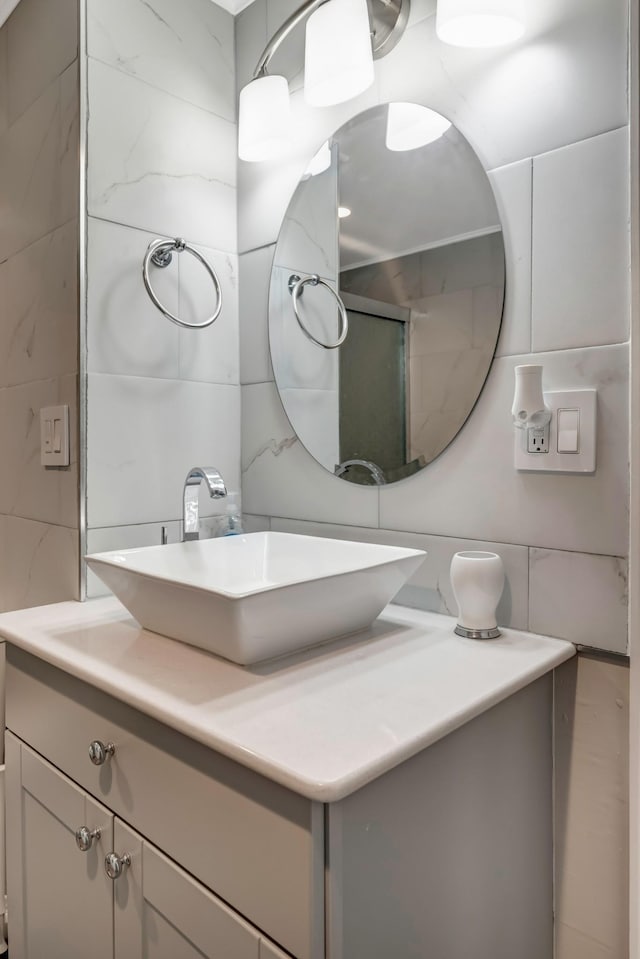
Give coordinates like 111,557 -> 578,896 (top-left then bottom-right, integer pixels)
0,598 -> 575,802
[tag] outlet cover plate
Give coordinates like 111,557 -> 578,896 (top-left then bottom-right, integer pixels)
515,389 -> 597,473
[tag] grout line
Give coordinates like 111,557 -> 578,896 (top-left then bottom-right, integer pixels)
86,214 -> 239,259
529,157 -> 534,355
494,339 -> 630,361
264,515 -> 627,559
87,54 -> 237,128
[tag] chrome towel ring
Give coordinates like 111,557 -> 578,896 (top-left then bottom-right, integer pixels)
142,237 -> 222,329
288,273 -> 348,349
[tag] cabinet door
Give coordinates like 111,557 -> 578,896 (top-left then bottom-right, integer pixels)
114,819 -> 263,959
5,733 -> 114,959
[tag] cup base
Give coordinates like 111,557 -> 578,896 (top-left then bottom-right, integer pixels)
454,624 -> 501,640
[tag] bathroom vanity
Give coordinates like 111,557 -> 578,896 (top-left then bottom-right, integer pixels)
0,599 -> 574,959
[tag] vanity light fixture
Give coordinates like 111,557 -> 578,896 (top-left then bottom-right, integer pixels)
385,103 -> 452,151
238,0 -> 410,162
304,0 -> 374,106
238,74 -> 292,162
338,206 -> 352,218
436,0 -> 525,47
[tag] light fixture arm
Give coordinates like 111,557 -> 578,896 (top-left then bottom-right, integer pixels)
253,0 -> 328,79
252,0 -> 410,79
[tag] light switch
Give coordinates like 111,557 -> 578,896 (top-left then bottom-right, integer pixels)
514,389 -> 596,473
557,408 -> 579,453
40,405 -> 70,467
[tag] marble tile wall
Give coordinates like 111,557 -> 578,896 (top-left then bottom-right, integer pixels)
0,0 -> 80,612
270,157 -> 340,472
237,0 -> 631,655
84,0 -> 239,595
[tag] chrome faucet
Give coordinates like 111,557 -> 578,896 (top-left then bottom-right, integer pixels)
182,466 -> 227,541
334,459 -> 386,485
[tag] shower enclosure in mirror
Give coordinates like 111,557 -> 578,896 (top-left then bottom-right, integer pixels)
269,103 -> 505,486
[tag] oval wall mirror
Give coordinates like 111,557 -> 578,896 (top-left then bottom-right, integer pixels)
269,103 -> 505,486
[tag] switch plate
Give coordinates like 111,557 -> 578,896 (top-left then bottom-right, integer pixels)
40,405 -> 70,467
515,389 -> 596,473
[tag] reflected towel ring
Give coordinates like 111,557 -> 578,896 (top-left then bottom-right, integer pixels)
142,237 -> 222,329
288,273 -> 348,349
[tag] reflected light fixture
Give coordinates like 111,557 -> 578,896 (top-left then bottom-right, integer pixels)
385,103 -> 452,151
238,0 -> 410,162
436,0 -> 525,47
304,140 -> 332,176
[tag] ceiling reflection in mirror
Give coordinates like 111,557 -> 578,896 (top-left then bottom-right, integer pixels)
269,103 -> 505,486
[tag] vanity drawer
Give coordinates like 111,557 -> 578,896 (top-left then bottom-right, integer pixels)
6,647 -> 323,959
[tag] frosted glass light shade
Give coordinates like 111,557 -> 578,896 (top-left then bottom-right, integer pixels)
238,75 -> 291,162
436,0 -> 525,47
385,103 -> 451,152
304,0 -> 375,107
304,140 -> 332,176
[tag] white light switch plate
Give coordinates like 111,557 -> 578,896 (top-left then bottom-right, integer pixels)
40,404 -> 70,467
514,389 -> 597,473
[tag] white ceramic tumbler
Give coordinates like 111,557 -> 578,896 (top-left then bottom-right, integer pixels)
450,551 -> 505,639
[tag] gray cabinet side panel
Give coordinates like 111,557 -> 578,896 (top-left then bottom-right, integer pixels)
327,675 -> 553,959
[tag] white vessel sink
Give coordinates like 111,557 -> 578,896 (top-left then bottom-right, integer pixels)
86,532 -> 426,665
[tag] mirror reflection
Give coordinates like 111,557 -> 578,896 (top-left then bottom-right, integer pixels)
269,103 -> 505,486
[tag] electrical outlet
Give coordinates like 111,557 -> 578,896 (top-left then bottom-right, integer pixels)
515,389 -> 597,473
527,425 -> 549,453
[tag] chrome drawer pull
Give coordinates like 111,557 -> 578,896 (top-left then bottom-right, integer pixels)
105,852 -> 131,880
88,740 -> 115,766
75,826 -> 101,852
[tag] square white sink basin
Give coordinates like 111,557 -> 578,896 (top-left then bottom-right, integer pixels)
86,532 -> 426,665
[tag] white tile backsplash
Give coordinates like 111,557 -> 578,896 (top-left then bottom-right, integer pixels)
84,0 -> 240,579
0,515 -> 78,610
529,549 -> 628,653
271,518 -> 529,630
239,245 -> 275,385
85,521 -> 182,598
87,58 -> 237,251
87,0 -> 236,122
488,159 -> 532,357
242,381 -> 379,526
380,344 -> 629,557
0,220 -> 78,387
0,74 -> 68,262
532,127 -> 630,352
87,217 -> 181,379
89,218 -> 238,383
87,374 -> 241,528
177,245 -> 239,385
